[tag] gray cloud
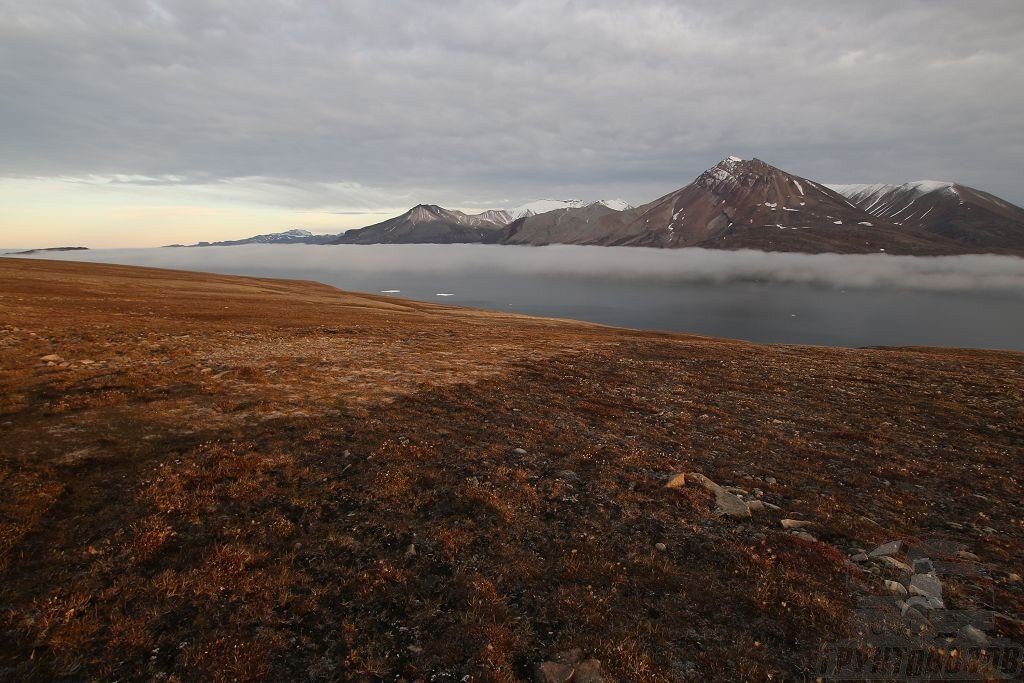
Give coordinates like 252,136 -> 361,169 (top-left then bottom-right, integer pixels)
2,0 -> 1023,209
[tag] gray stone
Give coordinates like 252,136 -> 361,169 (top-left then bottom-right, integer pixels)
879,556 -> 912,572
909,574 -> 942,599
905,595 -> 943,611
869,540 -> 903,557
715,490 -> 751,519
957,624 -> 989,646
686,472 -> 750,518
912,558 -> 934,574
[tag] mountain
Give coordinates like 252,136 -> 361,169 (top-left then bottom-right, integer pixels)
499,157 -> 1022,254
163,162 -> 1024,254
617,157 -> 883,247
501,202 -> 638,246
501,199 -> 632,221
829,181 -> 1024,250
332,204 -> 508,245
4,246 -> 89,255
169,229 -> 337,247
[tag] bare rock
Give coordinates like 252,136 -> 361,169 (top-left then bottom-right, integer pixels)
879,556 -> 912,572
869,540 -> 903,558
685,472 -> 750,519
781,519 -> 813,530
909,574 -> 942,599
905,595 -> 943,611
747,500 -> 767,515
957,624 -> 989,646
715,490 -> 751,519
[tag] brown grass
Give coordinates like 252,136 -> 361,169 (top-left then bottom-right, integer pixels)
0,257 -> 1021,680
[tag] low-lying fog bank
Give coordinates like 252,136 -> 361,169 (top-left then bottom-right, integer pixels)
10,244 -> 1024,292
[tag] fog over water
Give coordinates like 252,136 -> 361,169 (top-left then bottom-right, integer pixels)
9,245 -> 1024,350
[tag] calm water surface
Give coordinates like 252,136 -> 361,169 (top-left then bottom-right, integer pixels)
8,245 -> 1024,350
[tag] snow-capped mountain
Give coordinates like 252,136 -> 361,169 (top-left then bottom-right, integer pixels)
829,180 -> 1024,250
333,204 -> 508,245
170,163 -> 1024,254
498,157 -> 1019,254
170,228 -> 338,247
618,156 -> 880,249
482,199 -> 633,223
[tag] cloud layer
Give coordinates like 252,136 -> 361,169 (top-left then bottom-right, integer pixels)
16,244 -> 1024,293
2,0 -> 1023,214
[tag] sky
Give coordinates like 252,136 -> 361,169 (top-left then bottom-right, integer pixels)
2,0 -> 1023,248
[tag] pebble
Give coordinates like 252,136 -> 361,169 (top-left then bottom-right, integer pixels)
655,542 -> 667,552
513,448 -> 527,455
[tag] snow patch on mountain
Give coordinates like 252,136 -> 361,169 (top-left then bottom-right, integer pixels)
828,181 -> 955,205
484,199 -> 633,222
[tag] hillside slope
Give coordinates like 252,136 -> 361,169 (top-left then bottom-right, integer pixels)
1,259 -> 1022,681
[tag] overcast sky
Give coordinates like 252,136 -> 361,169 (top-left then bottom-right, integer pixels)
2,0 -> 1022,247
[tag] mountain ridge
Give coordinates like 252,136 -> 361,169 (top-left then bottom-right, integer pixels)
171,158 -> 1024,255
